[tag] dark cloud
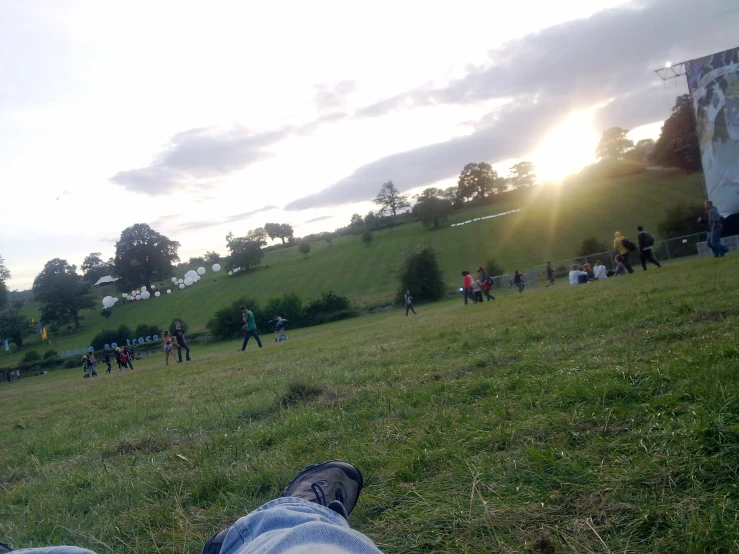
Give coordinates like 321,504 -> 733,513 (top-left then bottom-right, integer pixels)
288,0 -> 739,210
175,205 -> 277,232
314,80 -> 357,112
111,127 -> 290,195
303,215 -> 333,223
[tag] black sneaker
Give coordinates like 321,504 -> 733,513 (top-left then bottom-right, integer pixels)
282,460 -> 363,517
0,540 -> 12,553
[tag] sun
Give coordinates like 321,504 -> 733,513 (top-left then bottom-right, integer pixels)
531,109 -> 599,182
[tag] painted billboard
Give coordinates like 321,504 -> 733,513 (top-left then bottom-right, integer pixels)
686,47 -> 739,216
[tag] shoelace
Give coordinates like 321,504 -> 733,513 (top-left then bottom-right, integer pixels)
311,482 -> 327,506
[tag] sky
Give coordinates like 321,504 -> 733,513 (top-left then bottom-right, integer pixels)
2,0 -> 738,290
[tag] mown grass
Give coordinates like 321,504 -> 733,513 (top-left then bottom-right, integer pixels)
2,255 -> 737,552
3,169 -> 704,367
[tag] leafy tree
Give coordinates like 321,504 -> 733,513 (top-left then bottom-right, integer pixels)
373,181 -> 410,220
32,259 -> 94,329
397,246 -> 446,303
188,256 -> 205,265
508,161 -> 537,188
484,259 -> 505,278
364,212 -> 378,230
577,237 -> 610,257
457,162 -> 502,202
596,127 -> 634,160
657,202 -> 706,238
81,252 -> 114,284
414,187 -> 444,201
101,308 -> 112,320
204,251 -> 221,262
361,229 -> 373,246
349,214 -> 364,230
624,138 -> 656,163
298,240 -> 312,257
226,228 -> 267,270
416,197 -> 453,229
0,302 -> 33,347
265,223 -> 295,244
113,224 -> 180,290
0,254 -> 10,308
651,94 -> 702,174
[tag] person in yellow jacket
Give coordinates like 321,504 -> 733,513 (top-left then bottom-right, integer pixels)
613,231 -> 635,273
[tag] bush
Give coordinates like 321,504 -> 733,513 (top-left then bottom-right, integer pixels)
397,246 -> 446,304
91,329 -> 119,351
43,349 -> 58,360
101,308 -> 112,319
207,298 -> 260,340
361,229 -> 373,246
135,323 -> 161,338
115,324 -> 133,344
298,241 -> 311,256
63,357 -> 80,369
577,237 -> 610,257
658,202 -> 706,239
22,351 -> 41,364
484,259 -> 505,278
260,293 -> 304,329
303,292 -> 355,327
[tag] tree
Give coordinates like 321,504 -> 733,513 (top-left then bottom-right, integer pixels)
81,252 -> 113,284
226,228 -> 267,270
657,202 -> 706,238
373,181 -> 410,220
414,187 -> 444,201
361,229 -> 373,246
397,246 -> 446,303
624,138 -> 656,163
0,302 -> 33,347
188,256 -> 205,265
596,127 -> 634,160
265,222 -> 295,244
651,95 -> 702,174
508,161 -> 537,188
0,254 -> 10,308
457,162 -> 502,202
364,212 -> 378,230
113,224 -> 180,290
101,308 -> 112,320
204,251 -> 221,262
577,237 -> 610,257
350,214 -> 364,230
416,197 -> 453,229
484,259 -> 505,278
32,259 -> 94,329
298,240 -> 311,257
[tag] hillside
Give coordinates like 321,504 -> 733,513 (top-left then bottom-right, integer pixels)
2,256 -> 738,551
3,169 -> 704,367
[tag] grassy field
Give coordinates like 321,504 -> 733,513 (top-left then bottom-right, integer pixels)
2,255 -> 738,552
3,169 -> 704,368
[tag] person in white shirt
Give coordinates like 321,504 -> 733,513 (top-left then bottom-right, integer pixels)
569,264 -> 589,285
593,260 -> 608,280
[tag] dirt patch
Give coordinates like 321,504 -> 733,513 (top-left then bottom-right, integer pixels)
278,380 -> 325,407
103,435 -> 182,458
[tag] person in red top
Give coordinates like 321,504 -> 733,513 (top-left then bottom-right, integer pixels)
462,271 -> 476,304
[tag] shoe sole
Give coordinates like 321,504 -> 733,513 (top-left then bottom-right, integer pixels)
282,460 -> 364,515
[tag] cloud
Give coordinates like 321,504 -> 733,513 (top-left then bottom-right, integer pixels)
313,80 -> 357,112
174,205 -> 277,232
111,126 -> 290,195
288,0 -> 739,210
303,215 -> 333,223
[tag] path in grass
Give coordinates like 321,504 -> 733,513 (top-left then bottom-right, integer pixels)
2,255 -> 737,552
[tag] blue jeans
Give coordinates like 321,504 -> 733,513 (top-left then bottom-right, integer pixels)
10,499 -> 383,554
241,330 -> 263,350
707,227 -> 729,257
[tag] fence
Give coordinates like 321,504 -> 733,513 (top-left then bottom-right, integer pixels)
490,230 -> 736,290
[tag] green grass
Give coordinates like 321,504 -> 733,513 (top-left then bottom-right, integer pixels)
3,169 -> 704,367
2,255 -> 738,552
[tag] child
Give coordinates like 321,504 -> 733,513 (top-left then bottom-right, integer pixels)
471,277 -> 484,303
482,277 -> 495,301
513,270 -> 525,293
104,351 -> 112,373
404,289 -> 417,316
163,330 -> 174,365
271,315 -> 289,342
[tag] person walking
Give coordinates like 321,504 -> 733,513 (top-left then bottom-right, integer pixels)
513,270 -> 525,293
114,347 -> 122,370
104,351 -> 112,373
404,290 -> 417,316
476,266 -> 495,300
545,262 -> 555,287
240,305 -> 263,351
173,321 -> 191,362
123,347 -> 135,370
461,271 -> 475,304
613,232 -> 635,273
471,277 -> 484,303
699,200 -> 730,258
271,315 -> 289,341
163,330 -> 174,365
637,226 -> 662,270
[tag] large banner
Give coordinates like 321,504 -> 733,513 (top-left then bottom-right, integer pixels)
686,47 -> 739,216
